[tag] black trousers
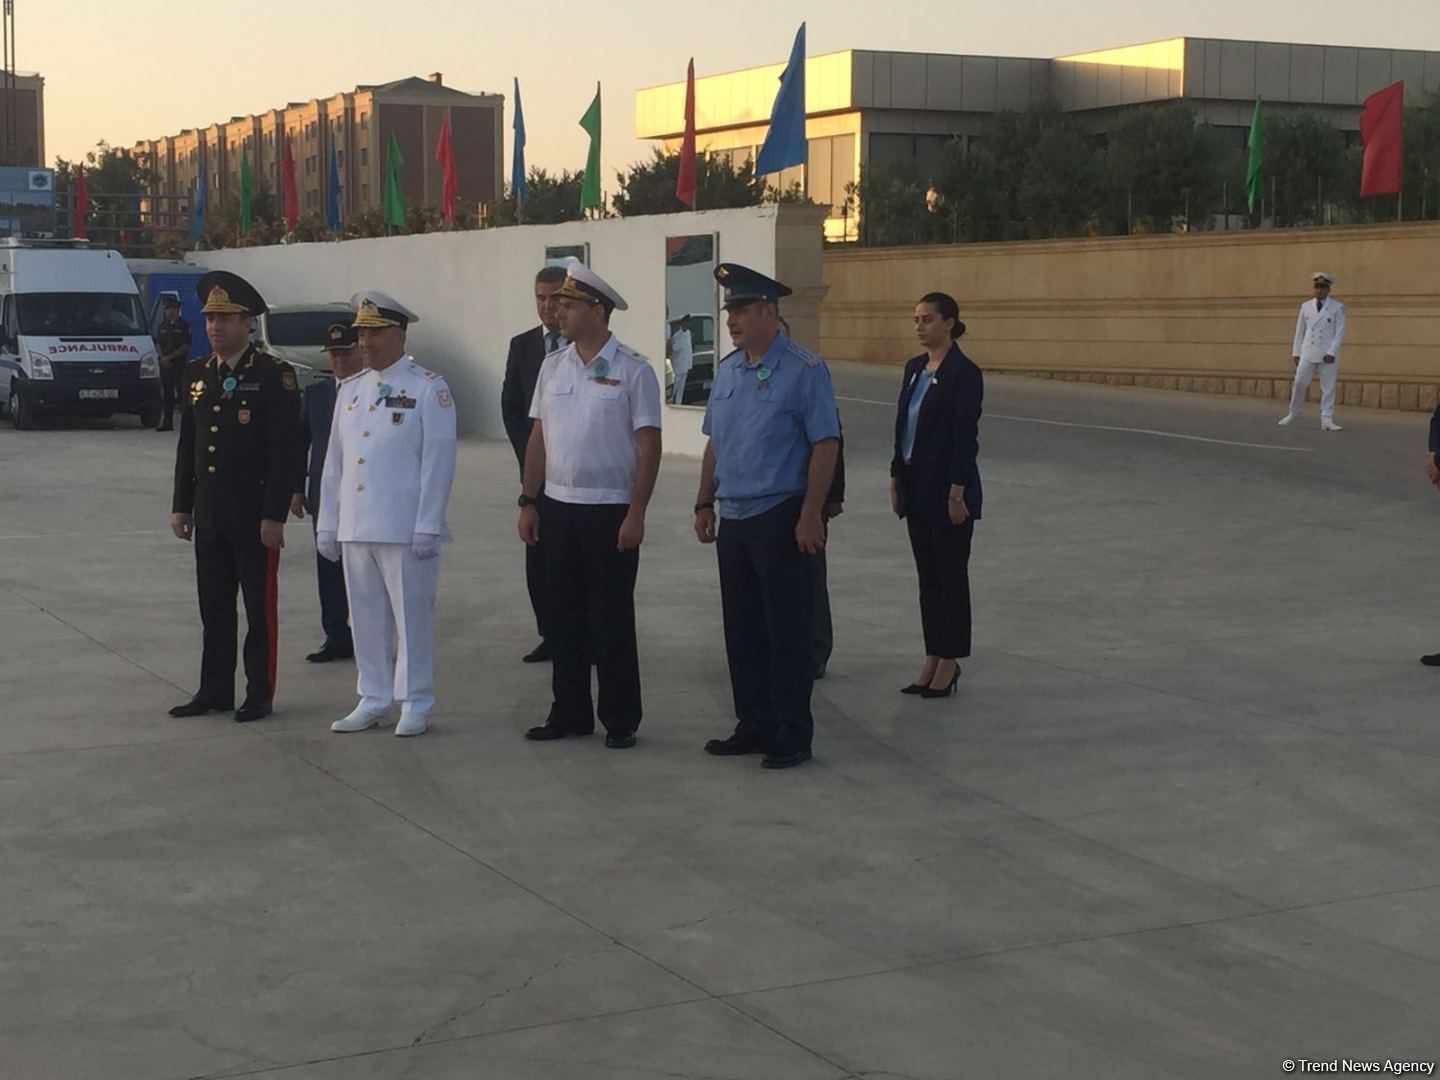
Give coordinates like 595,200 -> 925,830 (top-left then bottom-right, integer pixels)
159,360 -> 184,426
541,497 -> 641,735
812,524 -> 832,673
313,522 -> 351,648
194,523 -> 279,706
525,535 -> 549,640
906,516 -> 974,660
717,498 -> 816,754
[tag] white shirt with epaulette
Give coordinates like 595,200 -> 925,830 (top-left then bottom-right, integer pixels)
318,355 -> 458,543
1292,298 -> 1346,364
529,333 -> 662,505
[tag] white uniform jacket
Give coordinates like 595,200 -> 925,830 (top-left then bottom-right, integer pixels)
1292,298 -> 1347,365
318,356 -> 457,543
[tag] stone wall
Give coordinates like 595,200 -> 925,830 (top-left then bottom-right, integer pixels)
821,223 -> 1440,411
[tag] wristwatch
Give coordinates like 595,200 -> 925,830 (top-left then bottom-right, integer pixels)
518,494 -> 539,508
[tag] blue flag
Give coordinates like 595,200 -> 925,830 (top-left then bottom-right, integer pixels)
755,23 -> 807,176
512,77 -> 529,206
327,145 -> 342,230
191,167 -> 206,245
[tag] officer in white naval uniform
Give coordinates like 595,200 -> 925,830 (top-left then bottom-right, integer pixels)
1279,272 -> 1347,432
317,291 -> 457,736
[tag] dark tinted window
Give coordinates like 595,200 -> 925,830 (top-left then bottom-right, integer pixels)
17,292 -> 147,336
266,311 -> 345,347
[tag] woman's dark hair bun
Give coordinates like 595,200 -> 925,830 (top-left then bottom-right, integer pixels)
918,292 -> 965,339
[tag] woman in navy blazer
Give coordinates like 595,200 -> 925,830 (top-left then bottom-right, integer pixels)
890,292 -> 983,698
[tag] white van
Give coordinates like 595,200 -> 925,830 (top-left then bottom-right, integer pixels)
0,239 -> 162,430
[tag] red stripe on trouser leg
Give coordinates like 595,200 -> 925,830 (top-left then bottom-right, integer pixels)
266,548 -> 280,704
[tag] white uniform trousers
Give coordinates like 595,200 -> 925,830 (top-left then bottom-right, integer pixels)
1288,359 -> 1339,423
341,542 -> 440,714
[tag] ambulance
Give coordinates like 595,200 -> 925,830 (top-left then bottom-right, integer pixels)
0,238 -> 162,430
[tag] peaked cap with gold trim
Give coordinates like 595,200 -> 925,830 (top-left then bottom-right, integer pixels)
197,270 -> 267,316
351,290 -> 419,329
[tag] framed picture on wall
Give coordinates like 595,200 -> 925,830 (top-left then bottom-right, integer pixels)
544,243 -> 589,268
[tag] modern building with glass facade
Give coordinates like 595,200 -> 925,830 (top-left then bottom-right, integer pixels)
635,38 -> 1440,240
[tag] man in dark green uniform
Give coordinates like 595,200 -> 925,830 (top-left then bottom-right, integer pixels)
169,271 -> 301,723
154,296 -> 192,431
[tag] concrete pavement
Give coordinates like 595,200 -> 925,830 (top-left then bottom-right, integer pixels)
2,364 -> 1438,1079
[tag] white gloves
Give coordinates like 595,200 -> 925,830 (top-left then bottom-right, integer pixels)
412,533 -> 443,560
316,531 -> 340,563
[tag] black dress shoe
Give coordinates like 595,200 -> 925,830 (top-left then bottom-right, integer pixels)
812,663 -> 827,680
900,683 -> 928,695
703,733 -> 767,756
762,748 -> 813,769
604,733 -> 637,749
525,722 -> 593,741
919,671 -> 960,699
234,701 -> 272,723
168,696 -> 233,718
306,641 -> 354,663
155,423 -> 174,432
1422,653 -> 1440,667
522,641 -> 553,663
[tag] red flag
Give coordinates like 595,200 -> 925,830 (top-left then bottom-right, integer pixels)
73,165 -> 89,239
436,117 -> 458,224
676,59 -> 697,209
1360,80 -> 1404,197
281,136 -> 299,230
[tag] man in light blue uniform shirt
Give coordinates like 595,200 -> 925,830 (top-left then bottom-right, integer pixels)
693,263 -> 840,769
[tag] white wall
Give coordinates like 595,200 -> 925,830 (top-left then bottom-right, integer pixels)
186,206 -> 787,456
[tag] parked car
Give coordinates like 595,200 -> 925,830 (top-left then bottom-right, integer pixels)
254,302 -> 353,386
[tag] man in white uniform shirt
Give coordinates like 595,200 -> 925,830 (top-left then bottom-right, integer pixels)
318,291 -> 458,737
518,265 -> 662,749
1279,272 -> 1347,432
669,315 -> 694,405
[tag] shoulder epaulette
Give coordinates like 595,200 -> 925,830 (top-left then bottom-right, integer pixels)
786,341 -> 821,367
336,369 -> 368,386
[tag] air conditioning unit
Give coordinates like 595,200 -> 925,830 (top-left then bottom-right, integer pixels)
29,170 -> 53,191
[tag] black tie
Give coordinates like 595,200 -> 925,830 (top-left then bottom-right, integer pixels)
1316,298 -> 1323,311
546,332 -> 558,352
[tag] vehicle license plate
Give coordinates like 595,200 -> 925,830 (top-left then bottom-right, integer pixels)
79,389 -> 120,399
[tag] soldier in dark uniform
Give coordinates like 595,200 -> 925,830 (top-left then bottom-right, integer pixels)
169,271 -> 301,723
291,322 -> 358,663
154,296 -> 192,432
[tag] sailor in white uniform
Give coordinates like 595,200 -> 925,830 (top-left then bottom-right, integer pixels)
1279,272 -> 1347,432
317,291 -> 457,736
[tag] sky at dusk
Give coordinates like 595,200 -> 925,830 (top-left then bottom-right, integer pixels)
35,0 -> 1440,186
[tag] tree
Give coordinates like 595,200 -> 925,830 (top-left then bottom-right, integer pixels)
1264,112 -> 1347,226
931,142 -> 1008,242
1017,120 -> 1104,238
612,149 -> 762,216
1401,89 -> 1440,220
846,164 -> 940,247
485,168 -> 587,226
53,142 -> 154,250
1103,103 -> 1226,233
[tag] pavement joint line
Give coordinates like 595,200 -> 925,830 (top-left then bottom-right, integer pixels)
1008,647 -> 1440,762
834,395 -> 1315,452
0,579 -> 191,695
243,727 -> 857,1079
713,880 -> 1440,1007
0,528 -> 172,541
205,873 -> 1440,1080
0,728 -> 246,760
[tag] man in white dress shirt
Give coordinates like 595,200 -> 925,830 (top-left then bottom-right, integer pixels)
518,264 -> 662,749
669,315 -> 693,405
1279,272 -> 1347,432
318,291 -> 458,737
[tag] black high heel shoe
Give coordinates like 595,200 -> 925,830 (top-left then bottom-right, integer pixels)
919,666 -> 960,699
903,664 -> 960,695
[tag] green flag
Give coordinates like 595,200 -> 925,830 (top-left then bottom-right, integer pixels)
237,149 -> 253,236
1245,96 -> 1264,214
578,83 -> 602,212
383,130 -> 406,228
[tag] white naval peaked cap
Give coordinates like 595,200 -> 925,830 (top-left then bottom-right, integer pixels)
351,289 -> 420,328
555,262 -> 629,312
1310,271 -> 1334,286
